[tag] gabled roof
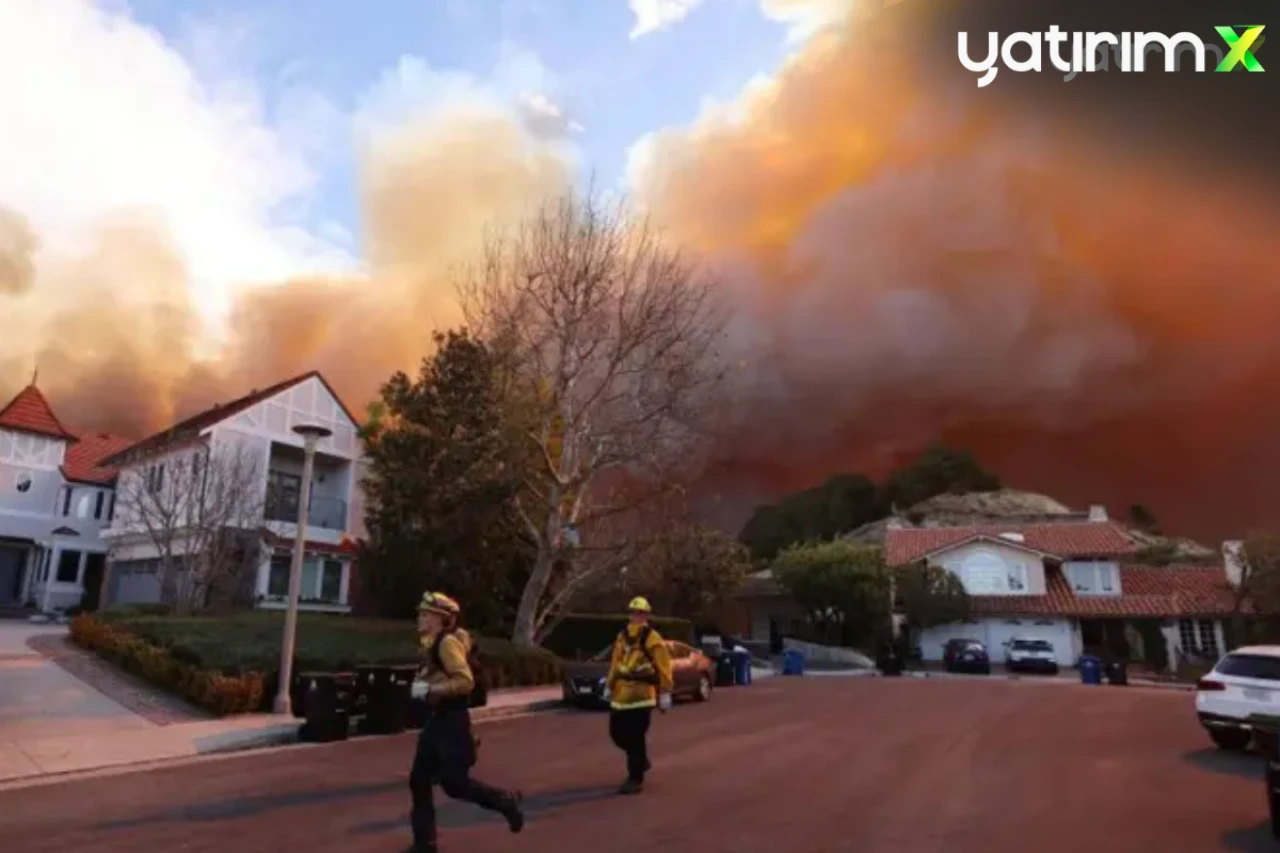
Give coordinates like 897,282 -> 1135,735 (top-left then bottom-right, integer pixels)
0,385 -> 77,441
886,522 -> 1138,566
104,370 -> 359,466
61,432 -> 135,485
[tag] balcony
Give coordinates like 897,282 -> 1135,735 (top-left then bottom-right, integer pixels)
264,492 -> 348,531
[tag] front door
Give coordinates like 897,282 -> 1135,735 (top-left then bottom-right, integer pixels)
0,546 -> 25,605
81,552 -> 106,612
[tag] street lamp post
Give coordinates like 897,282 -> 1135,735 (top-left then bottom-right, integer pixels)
273,423 -> 333,716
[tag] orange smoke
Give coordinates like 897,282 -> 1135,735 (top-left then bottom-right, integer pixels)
4,0 -> 1279,541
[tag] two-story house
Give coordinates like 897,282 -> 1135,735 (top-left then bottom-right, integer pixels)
885,510 -> 1234,672
99,370 -> 368,613
0,382 -> 132,614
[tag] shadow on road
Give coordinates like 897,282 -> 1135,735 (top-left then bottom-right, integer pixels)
348,784 -> 620,835
1222,821 -> 1277,852
1182,748 -> 1264,781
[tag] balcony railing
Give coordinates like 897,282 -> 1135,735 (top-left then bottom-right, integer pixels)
264,493 -> 348,531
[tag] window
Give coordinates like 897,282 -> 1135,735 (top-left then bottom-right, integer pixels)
54,550 -> 82,584
15,473 -> 31,493
94,491 -> 105,520
146,464 -> 165,495
61,487 -> 72,516
1198,620 -> 1219,658
320,560 -> 343,603
1007,566 -> 1027,591
267,555 -> 291,597
1066,561 -> 1120,595
300,556 -> 320,599
76,493 -> 92,518
1216,654 -> 1280,681
1012,640 -> 1053,652
1179,618 -> 1197,652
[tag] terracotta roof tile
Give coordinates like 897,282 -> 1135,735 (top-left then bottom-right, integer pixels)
886,522 -> 1138,565
968,564 -> 1235,618
61,432 -> 136,485
0,385 -> 76,441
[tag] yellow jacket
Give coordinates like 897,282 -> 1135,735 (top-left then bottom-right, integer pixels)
606,623 -> 674,710
418,629 -> 475,700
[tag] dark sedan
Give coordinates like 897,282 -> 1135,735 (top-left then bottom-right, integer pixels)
562,641 -> 715,709
942,639 -> 992,675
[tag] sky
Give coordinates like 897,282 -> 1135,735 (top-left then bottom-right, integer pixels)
0,0 -> 809,323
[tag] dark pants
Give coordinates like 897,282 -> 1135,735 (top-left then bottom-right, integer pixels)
409,709 -> 511,851
609,708 -> 652,782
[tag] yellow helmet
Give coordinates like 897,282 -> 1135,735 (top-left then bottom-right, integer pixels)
627,596 -> 653,614
418,591 -> 461,618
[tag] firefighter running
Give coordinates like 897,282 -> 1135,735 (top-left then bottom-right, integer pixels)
605,596 -> 675,795
406,591 -> 524,853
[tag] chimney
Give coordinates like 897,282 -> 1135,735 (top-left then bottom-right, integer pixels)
1087,505 -> 1108,522
1223,540 -> 1246,587
885,516 -> 904,531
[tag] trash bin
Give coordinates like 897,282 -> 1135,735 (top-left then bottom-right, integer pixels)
732,649 -> 752,686
877,646 -> 904,677
358,664 -> 417,735
1078,655 -> 1102,685
1104,660 -> 1129,687
782,648 -> 806,676
300,672 -> 356,743
715,653 -> 736,687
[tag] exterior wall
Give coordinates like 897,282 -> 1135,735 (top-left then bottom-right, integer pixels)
927,541 -> 1048,596
0,430 -> 67,519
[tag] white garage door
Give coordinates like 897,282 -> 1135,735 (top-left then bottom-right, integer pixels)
985,618 -> 1074,665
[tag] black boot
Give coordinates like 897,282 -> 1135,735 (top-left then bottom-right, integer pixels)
618,778 -> 644,795
501,791 -> 525,833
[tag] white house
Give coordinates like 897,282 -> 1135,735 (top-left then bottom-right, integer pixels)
0,381 -> 131,613
885,513 -> 1234,672
100,371 -> 368,613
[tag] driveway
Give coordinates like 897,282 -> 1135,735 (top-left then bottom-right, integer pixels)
0,678 -> 1272,852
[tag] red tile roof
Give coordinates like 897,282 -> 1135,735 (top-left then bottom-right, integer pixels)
0,385 -> 77,441
104,370 -> 359,466
886,522 -> 1138,566
61,432 -> 136,485
968,564 -> 1235,618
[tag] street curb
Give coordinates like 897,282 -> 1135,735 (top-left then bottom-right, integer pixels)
902,670 -> 1196,691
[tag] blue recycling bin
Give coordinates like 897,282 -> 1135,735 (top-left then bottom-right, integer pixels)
732,650 -> 753,685
782,648 -> 806,676
1078,654 -> 1102,685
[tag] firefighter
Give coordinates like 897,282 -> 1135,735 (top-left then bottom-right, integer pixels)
604,596 -> 674,795
406,591 -> 524,853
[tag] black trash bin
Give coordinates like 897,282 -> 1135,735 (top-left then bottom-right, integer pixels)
358,664 -> 417,735
1104,660 -> 1129,686
877,646 -> 904,677
300,671 -> 356,743
714,653 -> 736,687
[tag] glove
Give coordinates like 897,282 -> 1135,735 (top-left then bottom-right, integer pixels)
658,693 -> 672,712
411,680 -> 430,700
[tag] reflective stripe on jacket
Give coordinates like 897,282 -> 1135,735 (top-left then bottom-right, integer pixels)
606,624 -> 673,710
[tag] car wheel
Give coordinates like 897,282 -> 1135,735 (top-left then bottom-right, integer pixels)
694,674 -> 712,702
1211,729 -> 1252,751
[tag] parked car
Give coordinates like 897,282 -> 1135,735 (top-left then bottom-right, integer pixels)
942,639 -> 991,674
1005,638 -> 1060,674
561,640 -> 715,709
1195,645 -> 1280,750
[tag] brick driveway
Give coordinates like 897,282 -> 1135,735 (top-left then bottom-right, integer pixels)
0,678 -> 1273,852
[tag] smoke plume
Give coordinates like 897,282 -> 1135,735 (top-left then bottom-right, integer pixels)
4,0 -> 1279,541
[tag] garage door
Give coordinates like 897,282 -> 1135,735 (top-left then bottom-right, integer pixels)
986,618 -> 1074,665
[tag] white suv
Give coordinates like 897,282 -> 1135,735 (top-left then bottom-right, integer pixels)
1195,646 -> 1280,750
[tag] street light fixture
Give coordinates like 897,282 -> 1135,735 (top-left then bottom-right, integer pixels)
273,423 -> 333,716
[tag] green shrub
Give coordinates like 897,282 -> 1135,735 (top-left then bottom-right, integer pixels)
541,613 -> 695,660
99,603 -> 175,623
85,611 -> 562,713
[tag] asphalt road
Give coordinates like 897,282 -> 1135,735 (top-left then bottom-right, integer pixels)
0,677 -> 1273,853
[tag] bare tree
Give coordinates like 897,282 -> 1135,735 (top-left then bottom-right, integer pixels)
459,190 -> 730,646
112,441 -> 265,613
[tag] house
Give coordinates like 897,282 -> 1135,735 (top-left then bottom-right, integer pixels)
883,515 -> 1234,672
99,370 -> 369,613
733,508 -> 1236,672
0,381 -> 132,613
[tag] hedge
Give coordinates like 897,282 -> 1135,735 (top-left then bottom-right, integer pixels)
542,613 -> 695,660
73,611 -> 564,716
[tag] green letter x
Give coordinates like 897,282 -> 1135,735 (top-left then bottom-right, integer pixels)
1216,25 -> 1265,72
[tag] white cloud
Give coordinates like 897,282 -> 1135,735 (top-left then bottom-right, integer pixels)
758,0 -> 852,44
629,0 -> 706,39
0,0 -> 351,326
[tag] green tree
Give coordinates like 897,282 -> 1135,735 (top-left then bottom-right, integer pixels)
878,444 -> 1001,511
1229,535 -> 1280,645
738,473 -> 879,561
358,329 -> 530,633
627,522 -> 753,623
894,562 -> 970,633
772,541 -> 890,648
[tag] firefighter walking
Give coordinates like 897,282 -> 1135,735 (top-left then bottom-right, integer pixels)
406,591 -> 524,853
605,596 -> 674,795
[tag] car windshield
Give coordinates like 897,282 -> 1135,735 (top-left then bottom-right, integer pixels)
1012,640 -> 1053,651
1216,654 -> 1280,681
962,642 -> 985,652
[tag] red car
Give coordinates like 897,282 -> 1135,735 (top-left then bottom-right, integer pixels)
561,640 -> 715,709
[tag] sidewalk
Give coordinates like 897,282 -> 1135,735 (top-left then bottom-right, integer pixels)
0,684 -> 564,787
